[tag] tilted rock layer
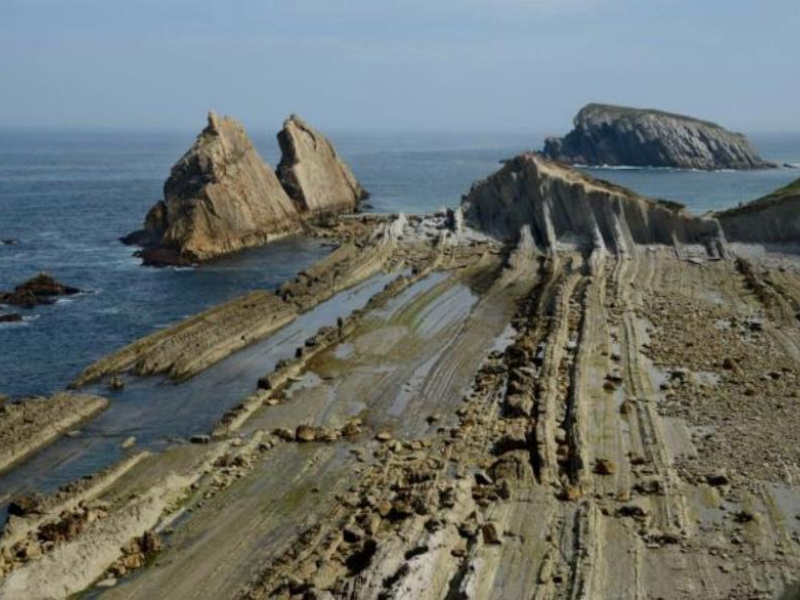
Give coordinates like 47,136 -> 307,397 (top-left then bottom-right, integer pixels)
543,103 -> 773,170
461,152 -> 724,254
277,114 -> 368,215
125,112 -> 300,264
717,176 -> 800,244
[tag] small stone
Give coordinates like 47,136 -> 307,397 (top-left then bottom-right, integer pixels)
295,425 -> 317,443
482,523 -> 502,545
190,434 -> 211,444
375,431 -> 393,442
594,458 -> 616,476
121,436 -> 136,449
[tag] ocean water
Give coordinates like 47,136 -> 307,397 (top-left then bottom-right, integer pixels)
1,129 -> 799,400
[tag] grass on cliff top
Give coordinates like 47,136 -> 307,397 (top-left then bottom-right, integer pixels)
718,175 -> 800,215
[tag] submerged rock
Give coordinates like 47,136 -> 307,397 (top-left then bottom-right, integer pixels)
123,111 -> 302,265
543,103 -> 774,170
1,273 -> 80,308
461,152 -> 725,255
277,114 -> 368,216
716,177 -> 800,244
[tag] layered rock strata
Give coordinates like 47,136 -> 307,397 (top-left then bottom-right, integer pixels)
543,103 -> 774,170
461,152 -> 725,255
277,114 -> 368,215
74,216 -> 404,387
0,393 -> 109,473
716,177 -> 800,244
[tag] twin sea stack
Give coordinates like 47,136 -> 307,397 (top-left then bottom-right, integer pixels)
123,112 -> 367,266
543,103 -> 774,171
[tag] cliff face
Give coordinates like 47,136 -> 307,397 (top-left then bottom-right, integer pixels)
277,115 -> 368,215
543,104 -> 773,170
717,177 -> 800,244
124,112 -> 301,265
461,153 -> 724,255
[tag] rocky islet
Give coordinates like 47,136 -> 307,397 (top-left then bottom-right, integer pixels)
544,103 -> 775,170
123,111 -> 368,266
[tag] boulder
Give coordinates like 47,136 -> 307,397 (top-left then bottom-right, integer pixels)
123,112 -> 302,265
277,114 -> 368,216
543,103 -> 774,170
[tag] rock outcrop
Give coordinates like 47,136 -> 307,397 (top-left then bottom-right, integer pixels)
277,114 -> 368,215
461,152 -> 725,255
543,103 -> 774,170
123,112 -> 302,265
1,273 -> 80,308
717,177 -> 800,244
0,393 -> 109,473
125,112 -> 368,266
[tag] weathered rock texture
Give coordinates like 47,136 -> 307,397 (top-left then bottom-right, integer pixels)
0,393 -> 108,473
461,152 -> 725,255
125,112 -> 368,265
277,114 -> 368,215
124,112 -> 302,265
717,177 -> 800,244
543,103 -> 774,170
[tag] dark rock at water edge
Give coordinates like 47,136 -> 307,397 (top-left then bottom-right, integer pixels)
543,103 -> 775,170
0,312 -> 23,323
0,273 -> 81,308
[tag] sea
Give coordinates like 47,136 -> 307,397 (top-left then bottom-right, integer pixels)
2,129 -> 800,400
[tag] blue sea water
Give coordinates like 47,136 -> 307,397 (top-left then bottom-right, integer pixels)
1,129 -> 799,400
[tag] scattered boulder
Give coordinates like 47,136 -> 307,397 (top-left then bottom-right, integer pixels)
594,458 -> 616,476
190,434 -> 211,444
482,523 -> 502,545
0,312 -> 22,323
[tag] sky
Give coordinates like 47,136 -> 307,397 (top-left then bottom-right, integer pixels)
1,0 -> 799,134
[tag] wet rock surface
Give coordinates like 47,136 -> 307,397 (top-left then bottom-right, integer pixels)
0,393 -> 109,473
543,103 -> 774,170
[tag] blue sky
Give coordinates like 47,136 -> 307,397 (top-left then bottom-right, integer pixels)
1,0 -> 798,132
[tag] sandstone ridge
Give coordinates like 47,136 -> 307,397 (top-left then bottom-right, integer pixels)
543,103 -> 774,170
461,152 -> 725,255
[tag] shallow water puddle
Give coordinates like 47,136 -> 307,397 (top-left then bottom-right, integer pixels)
0,272 -> 397,501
